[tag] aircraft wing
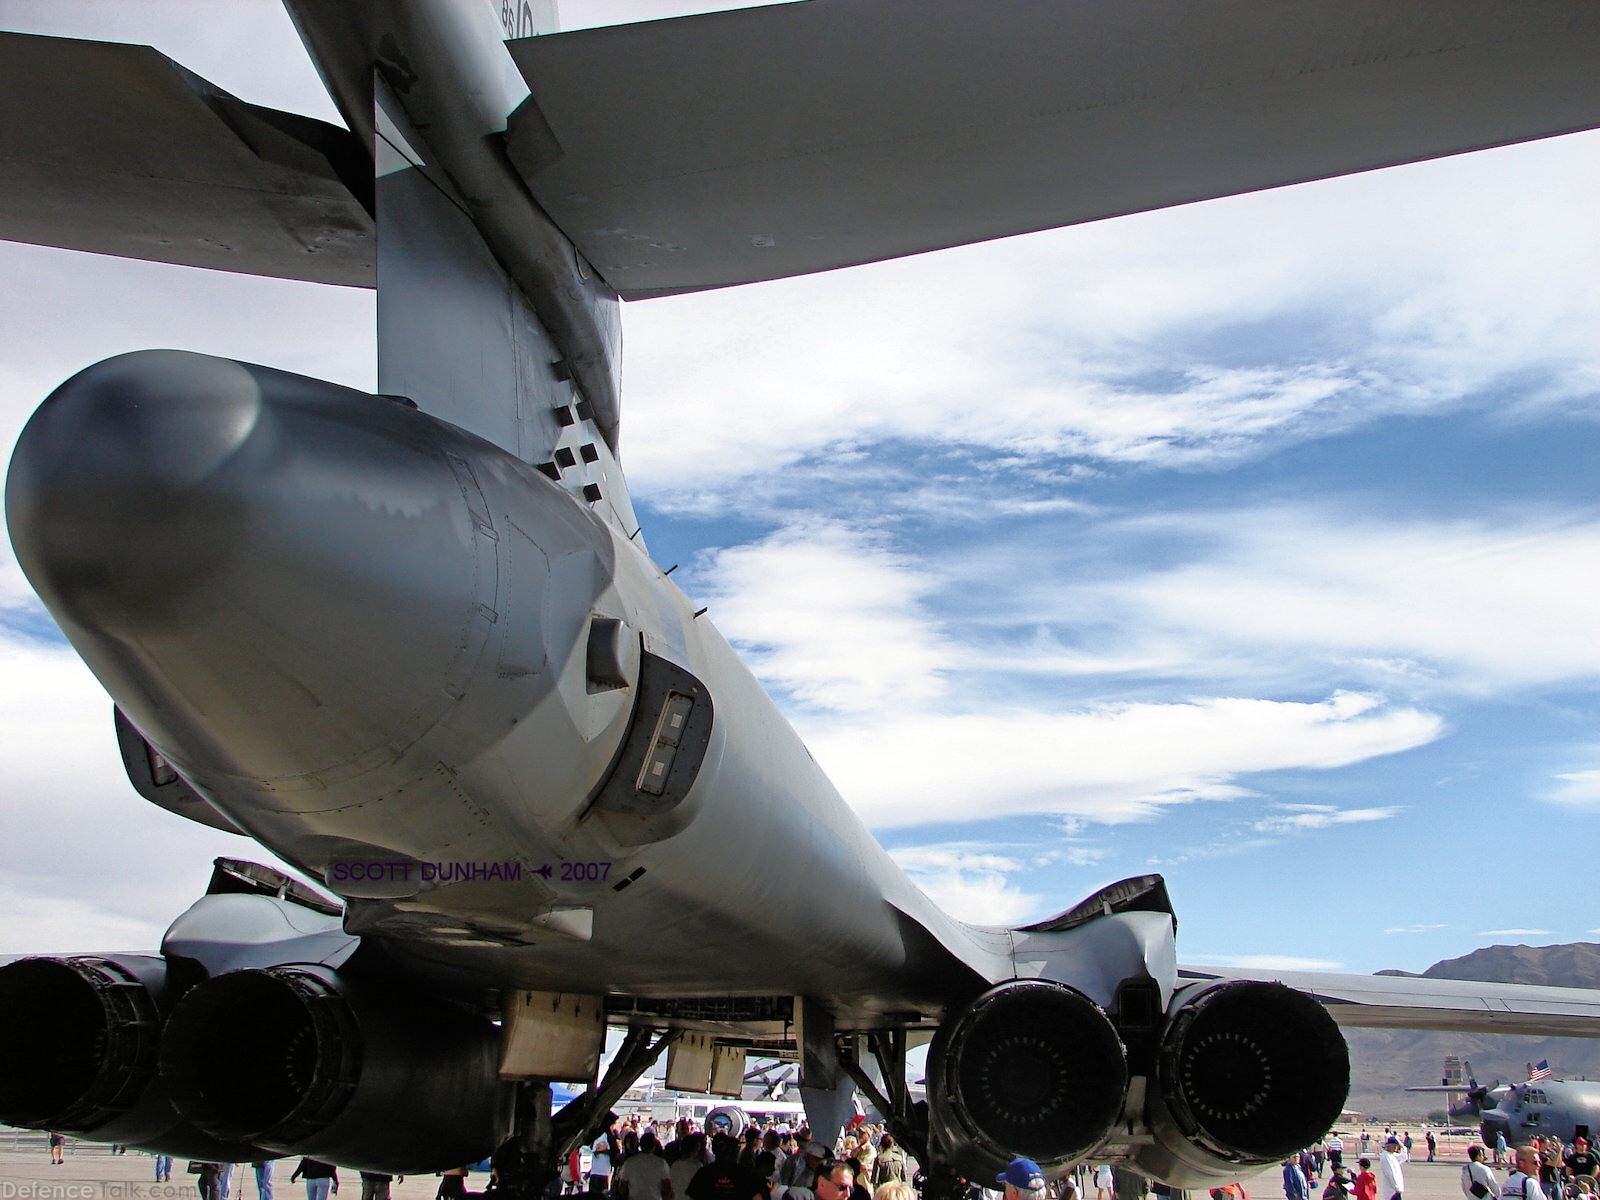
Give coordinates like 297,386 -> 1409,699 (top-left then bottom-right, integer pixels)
504,0 -> 1600,299
1181,963 -> 1600,1037
0,31 -> 373,286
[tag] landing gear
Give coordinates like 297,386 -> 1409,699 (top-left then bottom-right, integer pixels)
492,1027 -> 679,1200
838,1033 -> 977,1200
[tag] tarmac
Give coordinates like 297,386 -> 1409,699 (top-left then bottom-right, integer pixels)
0,1129 -> 1487,1200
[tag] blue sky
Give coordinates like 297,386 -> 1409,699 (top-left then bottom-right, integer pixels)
0,0 -> 1597,975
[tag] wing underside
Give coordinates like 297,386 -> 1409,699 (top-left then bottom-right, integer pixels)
505,0 -> 1600,299
0,30 -> 373,286
1182,964 -> 1600,1037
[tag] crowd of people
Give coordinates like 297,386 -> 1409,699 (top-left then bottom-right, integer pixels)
39,1117 -> 1600,1200
568,1114 -> 915,1200
1274,1130 -> 1600,1200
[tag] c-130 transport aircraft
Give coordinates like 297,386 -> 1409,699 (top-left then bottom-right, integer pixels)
2,0 -> 1599,1195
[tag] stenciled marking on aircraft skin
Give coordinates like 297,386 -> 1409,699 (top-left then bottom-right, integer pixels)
1,0 -> 1599,1193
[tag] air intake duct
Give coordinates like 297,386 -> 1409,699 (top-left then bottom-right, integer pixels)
928,979 -> 1128,1180
0,955 -> 259,1158
1138,980 -> 1349,1184
159,965 -> 509,1172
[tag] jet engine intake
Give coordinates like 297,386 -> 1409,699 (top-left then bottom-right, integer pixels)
159,965 -> 508,1171
1142,980 -> 1348,1181
928,979 -> 1128,1179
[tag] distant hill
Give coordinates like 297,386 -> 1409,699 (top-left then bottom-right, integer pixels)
1344,942 -> 1600,1119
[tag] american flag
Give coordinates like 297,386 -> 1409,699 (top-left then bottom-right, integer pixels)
1529,1060 -> 1553,1082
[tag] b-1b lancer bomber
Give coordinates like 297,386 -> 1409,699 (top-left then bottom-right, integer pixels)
2,2 -> 1600,1197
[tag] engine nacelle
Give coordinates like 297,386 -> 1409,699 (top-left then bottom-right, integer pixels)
1136,980 -> 1349,1185
928,979 -> 1128,1181
158,965 -> 511,1172
0,955 -> 259,1159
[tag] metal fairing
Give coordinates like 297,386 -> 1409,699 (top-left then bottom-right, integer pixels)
6,0 -> 1600,1185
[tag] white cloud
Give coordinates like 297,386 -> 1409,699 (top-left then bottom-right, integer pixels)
690,522 -> 1446,828
0,636 -> 296,953
1383,924 -> 1451,935
1479,929 -> 1555,939
1545,769 -> 1600,808
692,522 -> 953,713
888,844 -> 1042,927
805,691 -> 1440,828
890,846 -> 1026,875
1251,806 -> 1402,835
1016,507 -> 1600,696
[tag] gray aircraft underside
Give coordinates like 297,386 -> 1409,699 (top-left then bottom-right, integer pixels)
2,0 -> 1600,1191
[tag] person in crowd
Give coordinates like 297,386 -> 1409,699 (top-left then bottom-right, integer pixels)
1378,1136 -> 1407,1200
1538,1140 -> 1563,1198
1426,1133 -> 1437,1164
1497,1134 -> 1510,1168
780,1143 -> 829,1191
739,1131 -> 763,1173
1567,1137 -> 1599,1186
872,1184 -> 914,1200
437,1166 -> 469,1200
670,1134 -> 710,1200
1323,1166 -> 1352,1200
999,1160 -> 1048,1200
809,1162 -> 858,1200
255,1159 -> 276,1200
359,1173 -> 393,1200
686,1133 -> 766,1200
1328,1136 -> 1345,1171
1462,1145 -> 1500,1200
1353,1157 -> 1377,1200
198,1163 -> 224,1200
1506,1146 -> 1549,1200
48,1133 -> 66,1165
1096,1165 -> 1115,1200
869,1136 -> 906,1188
220,1163 -> 237,1200
850,1132 -> 875,1185
290,1159 -> 338,1200
615,1131 -> 674,1200
1284,1160 -> 1309,1200
154,1154 -> 173,1182
758,1132 -> 786,1186
592,1131 -> 618,1196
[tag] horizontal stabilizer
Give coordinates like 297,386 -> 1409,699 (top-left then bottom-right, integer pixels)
1182,964 -> 1600,1038
506,0 -> 1600,299
0,31 -> 373,285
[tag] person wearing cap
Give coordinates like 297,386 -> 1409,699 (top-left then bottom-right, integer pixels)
779,1143 -> 830,1191
998,1159 -> 1047,1200
1568,1140 -> 1598,1186
1353,1158 -> 1376,1200
1377,1137 -> 1407,1200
